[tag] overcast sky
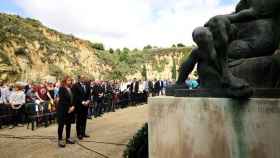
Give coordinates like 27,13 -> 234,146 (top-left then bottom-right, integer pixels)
0,0 -> 238,49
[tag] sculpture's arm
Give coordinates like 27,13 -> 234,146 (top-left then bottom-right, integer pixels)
210,48 -> 222,74
176,49 -> 198,84
227,8 -> 258,23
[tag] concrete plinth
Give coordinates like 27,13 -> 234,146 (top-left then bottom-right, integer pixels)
148,97 -> 280,158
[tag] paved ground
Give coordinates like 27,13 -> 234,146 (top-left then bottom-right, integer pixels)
0,105 -> 148,158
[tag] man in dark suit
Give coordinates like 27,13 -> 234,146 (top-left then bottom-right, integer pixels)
72,75 -> 91,140
154,79 -> 161,96
148,80 -> 154,96
159,80 -> 164,95
130,78 -> 139,106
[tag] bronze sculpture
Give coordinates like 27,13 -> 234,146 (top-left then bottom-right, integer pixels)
174,0 -> 280,98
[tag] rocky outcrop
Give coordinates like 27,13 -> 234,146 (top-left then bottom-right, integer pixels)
0,13 -> 108,81
0,13 -> 193,81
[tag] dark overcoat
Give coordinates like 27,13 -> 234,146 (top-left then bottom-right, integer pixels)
57,86 -> 75,124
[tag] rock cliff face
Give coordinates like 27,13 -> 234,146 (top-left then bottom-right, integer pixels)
0,13 -> 107,81
0,13 -> 192,81
126,48 -> 192,80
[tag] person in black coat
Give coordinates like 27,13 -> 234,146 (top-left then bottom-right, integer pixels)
92,81 -> 104,117
148,80 -> 154,96
57,76 -> 75,147
158,80 -> 164,95
130,78 -> 139,105
72,75 -> 91,140
154,79 -> 161,96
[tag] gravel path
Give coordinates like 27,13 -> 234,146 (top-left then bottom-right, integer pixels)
0,105 -> 148,158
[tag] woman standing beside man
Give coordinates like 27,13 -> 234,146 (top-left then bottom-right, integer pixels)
57,76 -> 75,147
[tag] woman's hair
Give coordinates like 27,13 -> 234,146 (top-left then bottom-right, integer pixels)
61,76 -> 72,87
15,84 -> 23,91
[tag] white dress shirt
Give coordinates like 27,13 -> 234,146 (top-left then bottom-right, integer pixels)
9,90 -> 26,105
0,86 -> 11,104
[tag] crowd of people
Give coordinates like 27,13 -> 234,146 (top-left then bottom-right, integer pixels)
0,76 -> 174,147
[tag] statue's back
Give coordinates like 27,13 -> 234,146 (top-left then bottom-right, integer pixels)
250,0 -> 280,15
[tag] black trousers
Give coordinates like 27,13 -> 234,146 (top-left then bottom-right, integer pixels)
58,123 -> 71,140
131,92 -> 138,106
76,111 -> 87,137
95,101 -> 103,116
11,106 -> 24,125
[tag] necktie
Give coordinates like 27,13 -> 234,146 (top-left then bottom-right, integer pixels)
83,85 -> 86,93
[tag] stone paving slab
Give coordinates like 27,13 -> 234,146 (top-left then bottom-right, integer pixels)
0,105 -> 148,158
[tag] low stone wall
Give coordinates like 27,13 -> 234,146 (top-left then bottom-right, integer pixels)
148,96 -> 280,158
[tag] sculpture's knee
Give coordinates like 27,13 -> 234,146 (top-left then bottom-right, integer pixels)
228,40 -> 252,59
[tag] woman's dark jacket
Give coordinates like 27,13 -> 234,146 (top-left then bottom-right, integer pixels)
57,86 -> 75,124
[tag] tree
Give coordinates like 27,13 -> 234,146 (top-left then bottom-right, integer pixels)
143,45 -> 152,49
109,48 -> 114,54
90,43 -> 105,50
115,48 -> 121,54
171,58 -> 177,80
119,51 -> 129,62
177,43 -> 185,47
141,65 -> 147,80
123,47 -> 130,53
172,44 -> 176,48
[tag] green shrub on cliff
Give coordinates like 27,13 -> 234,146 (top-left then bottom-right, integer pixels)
172,58 -> 177,80
141,65 -> 147,80
96,47 -> 192,80
90,42 -> 105,50
177,43 -> 186,47
97,49 -> 147,80
143,45 -> 152,49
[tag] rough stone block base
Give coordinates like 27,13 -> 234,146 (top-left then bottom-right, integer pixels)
148,97 -> 280,158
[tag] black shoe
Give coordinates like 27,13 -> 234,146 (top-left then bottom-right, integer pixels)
83,134 -> 90,138
66,138 -> 75,144
78,135 -> 83,140
58,140 -> 65,148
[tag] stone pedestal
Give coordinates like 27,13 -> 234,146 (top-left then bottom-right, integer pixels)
148,96 -> 280,158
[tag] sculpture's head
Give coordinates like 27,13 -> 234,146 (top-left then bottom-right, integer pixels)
235,0 -> 250,13
192,27 -> 213,47
205,15 -> 236,49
